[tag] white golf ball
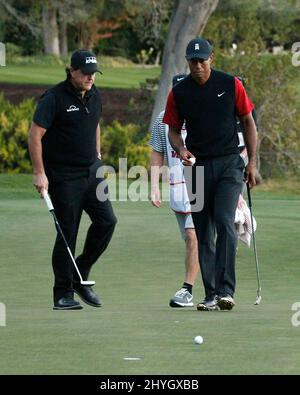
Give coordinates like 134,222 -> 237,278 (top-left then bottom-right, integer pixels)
189,157 -> 196,165
194,335 -> 203,345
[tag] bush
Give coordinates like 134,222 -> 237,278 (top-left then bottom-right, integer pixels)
0,95 -> 151,173
101,121 -> 150,171
5,43 -> 23,58
0,94 -> 34,173
6,51 -> 136,68
100,55 -> 136,68
6,52 -> 68,66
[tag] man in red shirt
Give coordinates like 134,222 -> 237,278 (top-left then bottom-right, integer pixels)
163,37 -> 257,311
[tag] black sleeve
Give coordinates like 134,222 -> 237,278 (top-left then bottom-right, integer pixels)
33,91 -> 56,129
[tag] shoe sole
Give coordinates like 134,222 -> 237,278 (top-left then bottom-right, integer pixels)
169,300 -> 194,308
217,299 -> 235,311
74,290 -> 102,308
53,305 -> 83,310
197,304 -> 219,311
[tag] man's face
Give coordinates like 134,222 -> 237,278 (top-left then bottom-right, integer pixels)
70,68 -> 96,92
188,55 -> 212,80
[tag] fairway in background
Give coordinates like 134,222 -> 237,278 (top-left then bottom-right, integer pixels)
0,65 -> 160,89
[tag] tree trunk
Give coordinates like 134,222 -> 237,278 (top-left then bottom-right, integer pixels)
150,0 -> 219,129
154,50 -> 161,66
59,5 -> 68,56
42,5 -> 60,55
59,19 -> 68,55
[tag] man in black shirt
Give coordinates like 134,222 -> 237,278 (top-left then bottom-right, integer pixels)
164,38 -> 257,311
28,49 -> 117,310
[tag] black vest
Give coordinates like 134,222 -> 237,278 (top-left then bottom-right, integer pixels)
173,70 -> 239,158
42,80 -> 101,168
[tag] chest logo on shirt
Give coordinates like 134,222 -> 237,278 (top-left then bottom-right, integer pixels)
66,105 -> 80,112
217,91 -> 226,97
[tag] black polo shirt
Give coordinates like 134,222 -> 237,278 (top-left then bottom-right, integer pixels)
163,70 -> 254,158
33,79 -> 101,168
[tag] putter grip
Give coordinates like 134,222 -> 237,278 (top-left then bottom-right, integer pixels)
246,182 -> 252,207
42,190 -> 54,211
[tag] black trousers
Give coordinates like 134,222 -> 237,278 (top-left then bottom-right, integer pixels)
47,160 -> 117,301
191,154 -> 244,298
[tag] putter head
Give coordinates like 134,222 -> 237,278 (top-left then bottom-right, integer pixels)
80,280 -> 95,286
254,295 -> 262,305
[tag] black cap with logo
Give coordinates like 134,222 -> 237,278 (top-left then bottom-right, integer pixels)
185,37 -> 212,60
71,49 -> 102,74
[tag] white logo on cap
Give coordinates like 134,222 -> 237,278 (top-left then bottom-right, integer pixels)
85,56 -> 97,64
195,44 -> 199,50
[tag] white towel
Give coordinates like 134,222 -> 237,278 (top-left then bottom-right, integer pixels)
235,195 -> 257,247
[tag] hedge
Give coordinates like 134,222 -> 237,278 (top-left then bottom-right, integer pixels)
0,94 -> 150,173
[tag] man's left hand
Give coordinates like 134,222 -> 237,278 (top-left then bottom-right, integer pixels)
244,162 -> 256,188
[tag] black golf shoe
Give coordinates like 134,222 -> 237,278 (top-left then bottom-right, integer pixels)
217,295 -> 235,310
53,297 -> 83,310
73,283 -> 102,307
197,295 -> 219,311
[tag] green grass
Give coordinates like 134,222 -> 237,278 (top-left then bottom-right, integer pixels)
0,64 -> 160,89
0,175 -> 300,374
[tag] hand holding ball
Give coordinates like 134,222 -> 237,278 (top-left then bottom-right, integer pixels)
183,157 -> 196,166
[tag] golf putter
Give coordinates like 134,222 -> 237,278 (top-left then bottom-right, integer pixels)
42,190 -> 95,286
246,182 -> 262,305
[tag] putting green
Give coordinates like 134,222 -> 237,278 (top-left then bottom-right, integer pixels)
0,178 -> 300,374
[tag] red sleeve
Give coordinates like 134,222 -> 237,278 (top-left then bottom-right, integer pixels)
235,77 -> 254,117
162,90 -> 184,130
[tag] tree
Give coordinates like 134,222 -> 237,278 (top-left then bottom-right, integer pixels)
42,0 -> 88,55
42,3 -> 60,55
73,0 -> 128,51
0,0 -> 40,39
199,0 -> 300,179
124,0 -> 174,65
150,0 -> 219,129
58,4 -> 68,55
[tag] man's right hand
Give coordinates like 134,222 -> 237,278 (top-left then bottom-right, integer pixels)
33,173 -> 49,196
180,147 -> 195,166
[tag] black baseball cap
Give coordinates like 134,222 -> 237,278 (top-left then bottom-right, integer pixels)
172,74 -> 187,87
185,37 -> 212,60
71,49 -> 102,74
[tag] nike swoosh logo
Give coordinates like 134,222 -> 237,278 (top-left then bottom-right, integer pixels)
217,92 -> 225,97
187,297 -> 193,302
177,77 -> 185,81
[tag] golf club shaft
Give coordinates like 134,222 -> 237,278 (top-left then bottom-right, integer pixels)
246,183 -> 262,298
50,211 -> 84,284
42,190 -> 84,283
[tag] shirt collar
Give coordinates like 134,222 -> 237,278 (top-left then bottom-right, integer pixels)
65,78 -> 96,100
